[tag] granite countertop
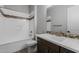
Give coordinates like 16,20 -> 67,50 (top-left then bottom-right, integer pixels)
36,33 -> 79,52
49,32 -> 79,39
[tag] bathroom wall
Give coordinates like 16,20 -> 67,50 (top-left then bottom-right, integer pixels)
0,14 -> 30,44
4,5 -> 35,38
36,5 -> 47,34
67,6 -> 79,34
3,5 -> 33,39
4,5 -> 29,14
0,5 -> 31,52
29,5 -> 35,13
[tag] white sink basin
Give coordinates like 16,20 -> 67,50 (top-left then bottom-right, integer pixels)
37,34 -> 65,42
47,34 -> 65,42
44,34 -> 65,42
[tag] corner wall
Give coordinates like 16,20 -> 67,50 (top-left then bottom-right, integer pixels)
36,5 -> 47,34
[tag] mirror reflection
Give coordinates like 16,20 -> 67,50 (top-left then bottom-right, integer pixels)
46,5 -> 79,38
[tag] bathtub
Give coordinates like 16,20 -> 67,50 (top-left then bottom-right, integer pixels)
0,39 -> 37,53
0,13 -> 37,53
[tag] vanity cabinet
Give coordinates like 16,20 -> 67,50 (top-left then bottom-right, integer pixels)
37,37 -> 74,53
37,37 -> 60,53
60,47 -> 75,53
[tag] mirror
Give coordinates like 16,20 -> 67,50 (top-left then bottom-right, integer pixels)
47,5 -> 79,35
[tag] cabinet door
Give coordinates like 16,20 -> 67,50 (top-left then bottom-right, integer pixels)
60,47 -> 75,53
37,44 -> 49,53
37,38 -> 49,53
37,37 -> 59,53
46,40 -> 59,53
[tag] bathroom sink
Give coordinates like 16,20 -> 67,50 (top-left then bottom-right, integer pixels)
37,34 -> 65,43
43,34 -> 65,42
50,35 -> 65,42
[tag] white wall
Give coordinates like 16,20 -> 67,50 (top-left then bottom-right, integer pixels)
67,6 -> 79,34
0,5 -> 30,42
36,5 -> 47,34
0,14 -> 30,44
0,5 -> 31,52
4,5 -> 36,38
29,5 -> 34,13
4,5 -> 29,14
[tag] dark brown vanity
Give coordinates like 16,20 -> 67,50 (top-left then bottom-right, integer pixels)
37,37 -> 75,53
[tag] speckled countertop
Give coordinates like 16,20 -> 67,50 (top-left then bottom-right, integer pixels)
36,33 -> 79,53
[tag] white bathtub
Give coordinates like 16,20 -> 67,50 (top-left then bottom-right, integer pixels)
0,13 -> 37,53
0,39 -> 37,53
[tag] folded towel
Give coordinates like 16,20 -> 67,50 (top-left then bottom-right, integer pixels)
0,8 -> 30,19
